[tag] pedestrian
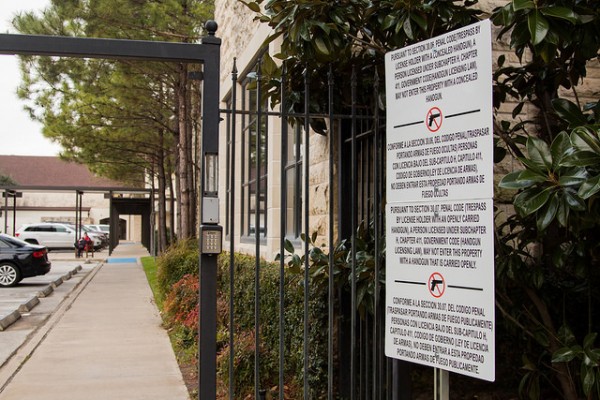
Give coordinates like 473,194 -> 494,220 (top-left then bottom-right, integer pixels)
75,236 -> 86,258
83,232 -> 94,257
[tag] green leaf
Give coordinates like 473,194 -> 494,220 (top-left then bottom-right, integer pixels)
579,175 -> 600,199
243,1 -> 262,13
552,347 -> 579,363
313,36 -> 331,57
558,167 -> 587,187
403,16 -> 413,39
571,127 -> 600,154
536,194 -> 558,231
556,196 -> 570,226
527,136 -> 553,170
583,367 -> 596,396
284,238 -> 295,254
512,0 -> 534,11
563,190 -> 586,211
528,10 -> 550,46
261,53 -> 278,77
564,151 -> 600,167
550,131 -> 572,168
514,187 -> 552,216
499,170 -> 530,189
540,6 -> 579,24
552,99 -> 587,127
382,15 -> 396,30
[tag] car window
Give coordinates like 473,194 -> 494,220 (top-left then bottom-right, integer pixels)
0,235 -> 27,247
54,225 -> 67,233
0,239 -> 10,249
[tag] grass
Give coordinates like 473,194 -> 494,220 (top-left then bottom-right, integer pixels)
141,256 -> 163,310
140,255 -> 198,398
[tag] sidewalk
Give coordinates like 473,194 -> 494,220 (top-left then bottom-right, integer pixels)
0,242 -> 189,400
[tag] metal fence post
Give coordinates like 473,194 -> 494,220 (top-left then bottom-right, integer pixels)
198,20 -> 222,400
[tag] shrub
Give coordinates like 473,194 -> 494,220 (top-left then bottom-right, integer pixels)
156,239 -> 328,399
156,238 -> 199,299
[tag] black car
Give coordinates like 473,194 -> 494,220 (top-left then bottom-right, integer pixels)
0,233 -> 51,287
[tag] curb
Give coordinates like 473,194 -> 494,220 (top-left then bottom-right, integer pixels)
0,265 -> 85,332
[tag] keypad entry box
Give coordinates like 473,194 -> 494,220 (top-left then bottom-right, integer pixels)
200,225 -> 223,255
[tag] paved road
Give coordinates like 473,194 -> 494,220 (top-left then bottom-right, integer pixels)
0,252 -> 103,368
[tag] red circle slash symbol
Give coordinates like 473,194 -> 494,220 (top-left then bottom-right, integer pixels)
426,107 -> 443,132
428,272 -> 445,298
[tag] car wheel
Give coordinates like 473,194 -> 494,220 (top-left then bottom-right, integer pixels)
0,263 -> 21,287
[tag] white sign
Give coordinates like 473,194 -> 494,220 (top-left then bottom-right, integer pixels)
385,20 -> 493,203
385,199 -> 494,380
384,20 -> 495,382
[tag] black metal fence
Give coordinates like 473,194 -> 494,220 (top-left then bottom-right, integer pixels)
221,56 -> 415,399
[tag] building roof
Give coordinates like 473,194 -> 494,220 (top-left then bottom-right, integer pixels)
0,155 -> 128,189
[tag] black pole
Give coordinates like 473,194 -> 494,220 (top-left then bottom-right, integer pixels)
3,191 -> 8,233
11,193 -> 16,236
198,20 -> 221,400
228,58 -> 238,400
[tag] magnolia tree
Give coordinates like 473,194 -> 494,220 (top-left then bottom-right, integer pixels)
242,0 -> 600,398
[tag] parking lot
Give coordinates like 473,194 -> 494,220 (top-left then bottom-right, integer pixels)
0,250 -> 105,369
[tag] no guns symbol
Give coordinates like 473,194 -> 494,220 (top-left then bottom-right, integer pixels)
428,272 -> 445,298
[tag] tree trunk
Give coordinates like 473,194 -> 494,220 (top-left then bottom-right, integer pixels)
167,147 -> 177,243
157,139 -> 168,253
177,63 -> 191,238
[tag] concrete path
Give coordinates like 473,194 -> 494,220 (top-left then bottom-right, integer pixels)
0,242 -> 189,400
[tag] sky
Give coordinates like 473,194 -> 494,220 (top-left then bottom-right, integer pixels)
0,1 -> 62,156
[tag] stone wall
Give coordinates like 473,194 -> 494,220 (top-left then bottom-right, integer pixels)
214,0 -> 600,257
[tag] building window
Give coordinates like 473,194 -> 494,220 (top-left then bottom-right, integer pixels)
284,124 -> 303,239
241,70 -> 268,238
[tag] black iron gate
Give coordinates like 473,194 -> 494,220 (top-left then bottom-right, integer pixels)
222,57 -> 411,399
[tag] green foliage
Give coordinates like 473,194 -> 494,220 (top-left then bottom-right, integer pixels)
239,0 -> 482,130
217,252 -> 327,399
496,97 -> 600,398
163,273 -> 199,349
140,255 -> 163,309
156,238 -> 199,299
276,221 -> 384,319
491,0 -> 600,141
154,242 -> 327,399
0,175 -> 17,186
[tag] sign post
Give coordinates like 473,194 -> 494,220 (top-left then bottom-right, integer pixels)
384,20 -> 495,386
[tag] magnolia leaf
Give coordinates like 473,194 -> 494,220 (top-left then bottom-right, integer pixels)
571,127 -> 600,154
552,98 -> 587,127
403,16 -> 414,39
552,347 -> 579,363
583,367 -> 596,396
536,194 -> 558,231
584,333 -> 598,351
556,196 -> 570,226
528,10 -> 550,46
563,190 -> 586,210
499,170 -> 530,189
550,131 -> 572,168
579,175 -> 600,199
527,136 -> 553,170
558,167 -> 587,186
540,6 -> 579,24
284,238 -> 295,254
512,0 -> 534,11
514,187 -> 552,216
313,36 -> 331,57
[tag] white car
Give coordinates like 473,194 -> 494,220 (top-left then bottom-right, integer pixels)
15,223 -> 103,250
85,224 -> 110,237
